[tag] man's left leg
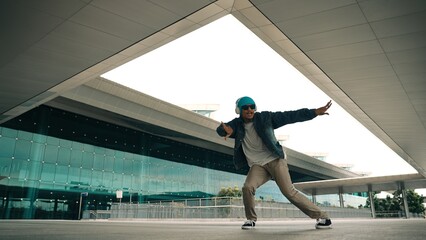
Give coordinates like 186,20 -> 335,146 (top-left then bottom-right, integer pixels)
266,159 -> 332,228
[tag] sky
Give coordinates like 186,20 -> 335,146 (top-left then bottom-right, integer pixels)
102,15 -> 418,180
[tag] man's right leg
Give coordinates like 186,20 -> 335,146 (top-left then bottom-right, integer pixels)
242,165 -> 271,223
268,159 -> 329,219
267,159 -> 332,229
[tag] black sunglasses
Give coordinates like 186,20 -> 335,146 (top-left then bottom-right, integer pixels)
241,104 -> 256,110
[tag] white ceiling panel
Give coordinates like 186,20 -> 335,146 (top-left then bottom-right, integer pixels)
400,73 -> 426,92
90,0 -> 181,29
328,65 -> 395,82
318,54 -> 390,72
387,48 -> 426,65
69,5 -> 155,42
52,21 -> 133,52
305,40 -> 383,62
276,4 -> 366,38
370,11 -> 426,38
153,0 -> 215,17
35,34 -> 113,63
250,0 -> 356,23
379,31 -> 426,52
358,0 -> 426,21
293,24 -> 376,51
6,47 -> 88,85
0,4 -> 64,67
393,61 -> 426,75
17,0 -> 89,18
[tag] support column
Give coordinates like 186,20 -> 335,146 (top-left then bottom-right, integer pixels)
368,184 -> 376,218
399,182 -> 410,219
312,188 -> 317,205
312,195 -> 317,205
338,186 -> 344,208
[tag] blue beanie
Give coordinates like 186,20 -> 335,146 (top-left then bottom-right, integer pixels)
236,96 -> 256,113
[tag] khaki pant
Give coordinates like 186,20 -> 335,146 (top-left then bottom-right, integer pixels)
242,158 -> 328,221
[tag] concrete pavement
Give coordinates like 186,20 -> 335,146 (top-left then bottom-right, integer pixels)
1,218 -> 425,240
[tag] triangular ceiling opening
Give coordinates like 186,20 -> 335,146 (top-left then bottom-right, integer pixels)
102,14 -> 415,177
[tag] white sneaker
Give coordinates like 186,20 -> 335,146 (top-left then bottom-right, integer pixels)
241,220 -> 256,229
315,218 -> 332,229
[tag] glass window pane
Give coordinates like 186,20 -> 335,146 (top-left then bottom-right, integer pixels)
94,147 -> 105,154
1,127 -> 17,138
32,134 -> 47,144
104,156 -> 114,172
59,139 -> 72,148
82,144 -> 94,152
26,161 -> 42,181
44,145 -> 58,163
91,170 -> 103,187
40,163 -> 56,182
93,153 -> 104,170
131,175 -> 141,190
123,174 -> 131,190
0,157 -> 12,177
57,147 -> 71,165
102,172 -> 113,188
80,168 -> 92,185
30,142 -> 45,162
113,158 -> 123,173
132,160 -> 142,176
70,150 -> 82,167
72,141 -> 83,151
0,136 -> 15,158
123,159 -> 132,174
24,179 -> 40,189
114,151 -> 124,159
81,151 -> 93,169
112,173 -> 122,189
10,158 -> 28,179
46,136 -> 59,145
54,165 -> 69,184
14,140 -> 31,160
68,167 -> 81,184
17,130 -> 32,141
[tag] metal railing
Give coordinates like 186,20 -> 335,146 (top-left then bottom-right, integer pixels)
101,197 -> 372,219
375,211 -> 425,218
82,197 -> 425,220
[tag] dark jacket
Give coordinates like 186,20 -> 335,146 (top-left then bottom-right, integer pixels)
216,109 -> 317,170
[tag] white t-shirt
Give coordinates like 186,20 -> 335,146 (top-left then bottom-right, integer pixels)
242,122 -> 279,167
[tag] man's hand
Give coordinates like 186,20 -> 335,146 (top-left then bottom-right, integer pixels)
221,122 -> 233,140
315,100 -> 332,116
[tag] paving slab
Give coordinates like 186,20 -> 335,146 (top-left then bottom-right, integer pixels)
0,218 -> 425,240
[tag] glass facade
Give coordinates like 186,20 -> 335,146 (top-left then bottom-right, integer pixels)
0,105 -> 292,219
